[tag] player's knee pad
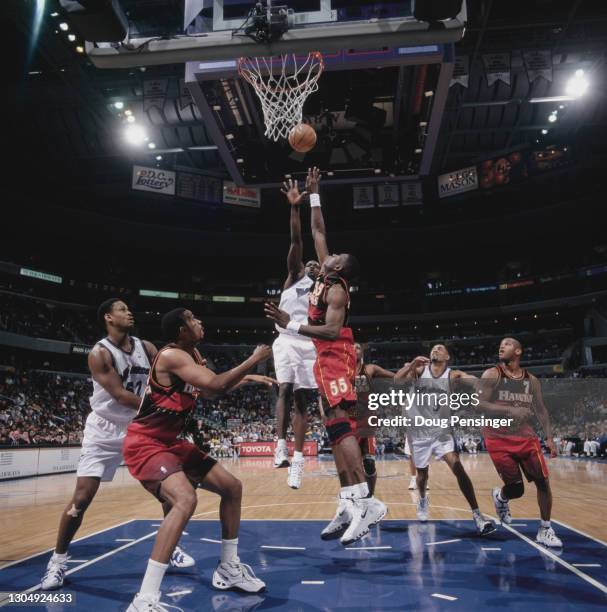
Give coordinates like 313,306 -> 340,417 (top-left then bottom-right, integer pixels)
363,454 -> 376,478
503,481 -> 524,499
325,417 -> 354,446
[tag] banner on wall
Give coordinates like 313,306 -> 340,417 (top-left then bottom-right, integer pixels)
483,52 -> 511,86
132,166 -> 176,195
143,78 -> 169,111
401,182 -> 423,206
450,55 -> 470,88
523,49 -> 553,83
377,183 -> 400,207
223,182 -> 261,208
237,441 -> 318,457
437,166 -> 478,198
353,185 -> 375,209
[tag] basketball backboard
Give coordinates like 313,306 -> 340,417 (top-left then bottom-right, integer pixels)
87,1 -> 466,68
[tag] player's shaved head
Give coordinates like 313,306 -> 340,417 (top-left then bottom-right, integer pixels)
505,337 -> 523,351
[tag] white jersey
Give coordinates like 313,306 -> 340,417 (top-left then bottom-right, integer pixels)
275,275 -> 314,342
89,336 -> 151,426
409,365 -> 452,441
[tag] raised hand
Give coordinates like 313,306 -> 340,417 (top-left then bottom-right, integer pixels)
305,166 -> 321,194
281,178 -> 307,206
264,302 -> 290,329
252,344 -> 272,362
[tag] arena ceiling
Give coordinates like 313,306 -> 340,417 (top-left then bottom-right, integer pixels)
8,0 -> 607,189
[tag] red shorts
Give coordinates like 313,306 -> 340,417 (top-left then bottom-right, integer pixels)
485,435 -> 548,484
123,432 -> 217,499
313,329 -> 356,408
350,418 -> 376,455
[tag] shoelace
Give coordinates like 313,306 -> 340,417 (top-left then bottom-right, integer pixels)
43,561 -> 67,582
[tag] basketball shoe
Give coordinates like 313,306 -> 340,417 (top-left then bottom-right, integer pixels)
340,497 -> 387,546
287,457 -> 304,489
320,497 -> 351,540
212,558 -> 266,593
492,487 -> 512,524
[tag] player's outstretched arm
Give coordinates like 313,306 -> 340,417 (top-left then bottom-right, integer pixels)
307,167 -> 329,264
265,284 -> 345,341
282,179 -> 307,289
530,374 -> 557,457
88,345 -> 142,410
163,345 -> 272,395
227,374 -> 278,393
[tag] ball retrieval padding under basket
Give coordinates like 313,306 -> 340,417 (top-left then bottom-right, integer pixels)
237,52 -> 324,142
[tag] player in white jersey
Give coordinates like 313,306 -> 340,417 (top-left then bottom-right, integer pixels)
401,344 -> 495,535
41,299 -> 193,590
271,177 -> 320,489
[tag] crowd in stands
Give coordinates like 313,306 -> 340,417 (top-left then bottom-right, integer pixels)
0,292 -> 97,345
0,368 -> 88,446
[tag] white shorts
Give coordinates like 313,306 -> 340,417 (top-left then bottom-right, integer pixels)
272,334 -> 317,390
77,413 -> 128,482
410,436 -> 456,469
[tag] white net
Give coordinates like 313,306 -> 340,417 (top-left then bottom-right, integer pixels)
237,52 -> 324,142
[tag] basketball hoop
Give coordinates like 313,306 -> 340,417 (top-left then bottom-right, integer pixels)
237,52 -> 324,142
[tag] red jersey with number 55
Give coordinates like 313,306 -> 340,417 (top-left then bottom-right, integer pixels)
308,272 -> 356,407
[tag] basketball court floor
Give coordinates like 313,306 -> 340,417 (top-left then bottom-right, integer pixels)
2,454 -> 606,610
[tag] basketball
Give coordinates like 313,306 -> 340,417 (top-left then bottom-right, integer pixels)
288,123 -> 317,153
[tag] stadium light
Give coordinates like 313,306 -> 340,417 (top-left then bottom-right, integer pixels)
548,111 -> 557,123
67,34 -> 76,42
148,142 -> 156,149
59,22 -> 69,31
76,46 -> 84,53
155,155 -> 163,161
50,12 -> 59,17
565,69 -> 589,98
541,129 -> 548,135
113,101 -> 124,110
126,115 -> 136,123
124,124 -> 147,146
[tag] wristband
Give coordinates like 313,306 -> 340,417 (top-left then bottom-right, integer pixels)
309,193 -> 321,208
286,320 -> 302,334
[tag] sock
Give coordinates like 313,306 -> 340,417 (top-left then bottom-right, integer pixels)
541,520 -> 551,529
293,450 -> 303,461
139,559 -> 168,596
472,508 -> 481,517
339,482 -> 369,500
51,552 -> 68,563
277,439 -> 287,450
498,490 -> 508,502
221,538 -> 239,564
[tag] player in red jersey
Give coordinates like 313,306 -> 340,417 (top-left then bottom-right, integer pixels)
125,308 -> 274,611
265,167 -> 387,546
480,337 -> 562,547
352,342 -> 410,495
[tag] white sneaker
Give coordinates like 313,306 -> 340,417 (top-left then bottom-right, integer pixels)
273,446 -> 289,468
340,497 -> 387,546
473,512 -> 497,536
287,457 -> 304,489
536,526 -> 563,548
492,487 -> 512,524
212,559 -> 266,593
416,496 -> 429,522
320,498 -> 351,540
408,476 -> 417,490
170,545 -> 195,568
41,556 -> 68,590
127,592 -> 176,611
